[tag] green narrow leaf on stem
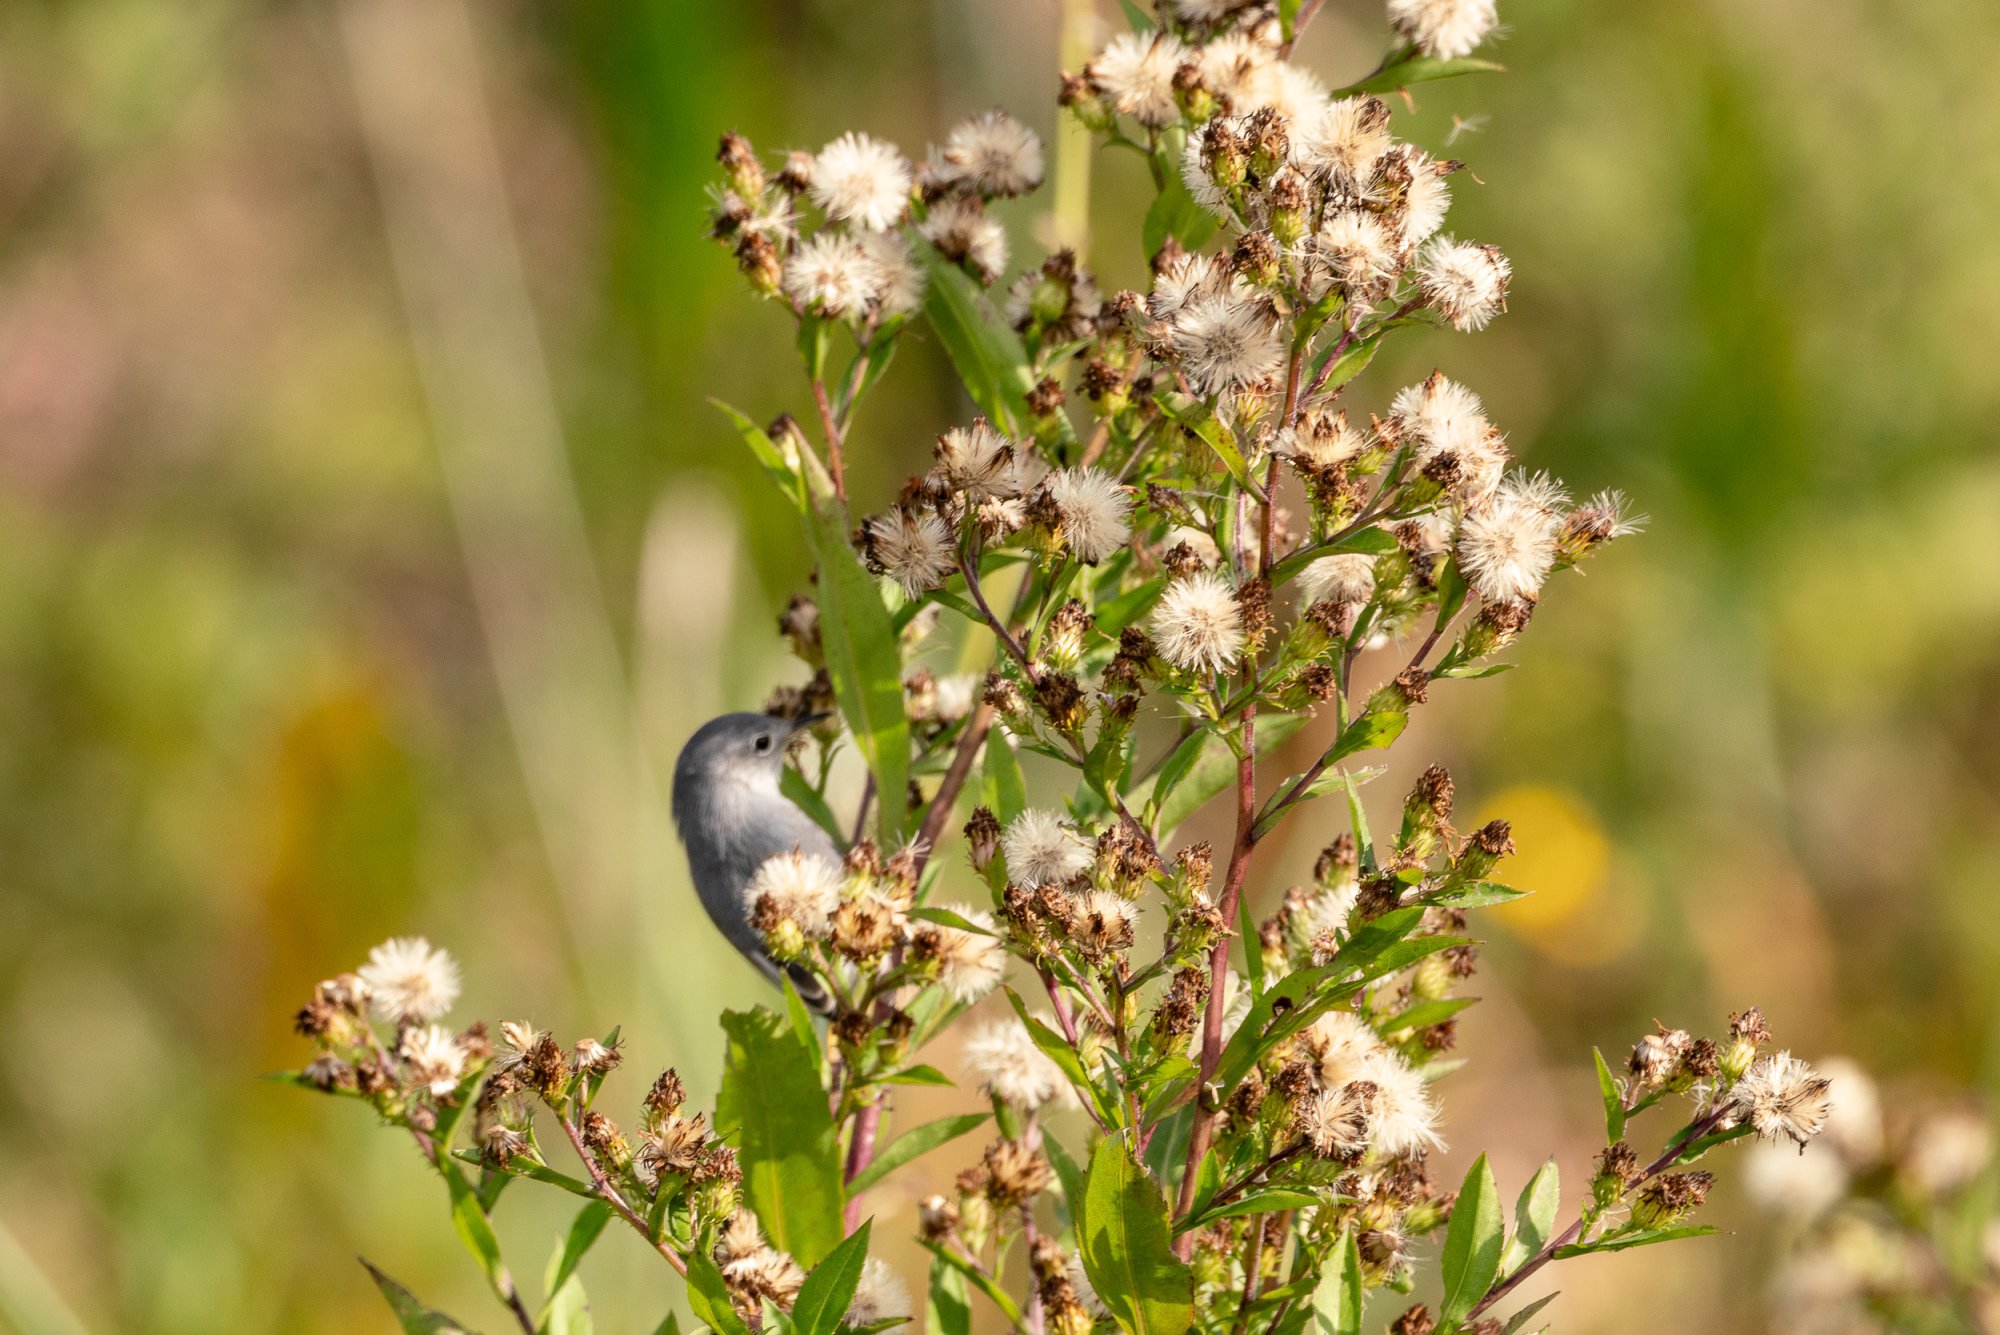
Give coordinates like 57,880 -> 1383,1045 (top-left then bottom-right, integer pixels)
541,1275 -> 592,1335
1180,1188 -> 1323,1234
717,1008 -> 846,1266
1499,1293 -> 1559,1335
685,1249 -> 751,1335
981,728 -> 1029,822
542,1200 -> 613,1315
1500,1159 -> 1559,1277
1305,331 -> 1381,397
1078,1138 -> 1195,1335
1269,526 -> 1399,588
1342,770 -> 1374,867
917,245 -> 1035,431
790,1221 -> 873,1335
713,401 -> 807,515
805,508 -> 909,847
1044,1133 -> 1088,1228
1593,1048 -> 1626,1144
1137,716 -> 1306,837
439,1159 -> 513,1304
1003,989 -> 1117,1125
1437,1152 -> 1504,1329
1421,882 -> 1527,910
362,1259 -> 477,1335
927,1257 -> 973,1335
1333,51 -> 1507,97
779,766 -> 844,843
847,1113 -> 991,1194
877,1064 -> 955,1087
1142,169 -> 1221,260
1553,1224 -> 1719,1258
1310,1230 -> 1362,1335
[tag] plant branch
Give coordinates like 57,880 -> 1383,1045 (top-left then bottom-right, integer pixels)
556,1113 -> 689,1278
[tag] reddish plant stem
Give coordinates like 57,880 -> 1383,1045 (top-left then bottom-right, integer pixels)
843,1103 -> 883,1230
810,375 -> 846,503
557,1113 -> 689,1277
912,701 -> 996,872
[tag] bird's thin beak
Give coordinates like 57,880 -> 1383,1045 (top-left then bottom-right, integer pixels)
789,711 -> 831,732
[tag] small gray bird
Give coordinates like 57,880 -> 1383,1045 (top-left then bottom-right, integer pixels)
671,711 -> 838,1011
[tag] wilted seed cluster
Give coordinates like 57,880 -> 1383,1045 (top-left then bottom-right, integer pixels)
709,105 -> 1044,325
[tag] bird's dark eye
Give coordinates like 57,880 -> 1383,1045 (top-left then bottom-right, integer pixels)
753,734 -> 773,754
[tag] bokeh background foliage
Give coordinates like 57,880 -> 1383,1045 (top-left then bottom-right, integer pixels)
2,0 -> 1999,1331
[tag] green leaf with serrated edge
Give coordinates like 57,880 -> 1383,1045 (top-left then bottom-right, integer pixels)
1334,51 -> 1506,97
1553,1224 -> 1719,1259
714,401 -> 807,514
982,730 -> 1029,823
918,245 -> 1034,431
452,1149 -> 594,1199
779,767 -> 844,843
1421,882 -> 1528,909
1180,1189 -> 1323,1234
1136,715 -> 1307,836
1593,1048 -> 1625,1144
542,1200 -> 613,1318
1004,989 -> 1116,1124
878,1064 -> 955,1087
1500,1159 -> 1560,1277
362,1259 -> 477,1335
440,1159 -> 512,1302
1378,995 -> 1477,1035
1310,1231 -> 1362,1335
849,1113 -> 991,1194
1438,1153 -> 1504,1328
1269,526 -> 1399,587
790,1221 -> 872,1335
1080,1138 -> 1195,1335
717,1008 -> 845,1266
806,510 -> 909,847
686,1249 -> 751,1335
927,1256 -> 973,1335
1499,1293 -> 1559,1335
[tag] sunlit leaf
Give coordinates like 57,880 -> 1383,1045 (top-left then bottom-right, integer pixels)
1078,1138 -> 1195,1335
790,1222 -> 872,1335
1438,1153 -> 1504,1328
848,1113 -> 991,1194
717,1008 -> 845,1265
362,1259 -> 476,1335
1500,1159 -> 1559,1277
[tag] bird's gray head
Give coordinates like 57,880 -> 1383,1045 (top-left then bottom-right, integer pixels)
671,712 -> 817,826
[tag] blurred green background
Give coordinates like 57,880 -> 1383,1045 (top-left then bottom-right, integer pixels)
3,0 -> 1998,1330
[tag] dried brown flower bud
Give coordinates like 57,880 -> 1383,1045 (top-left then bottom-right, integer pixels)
645,1068 -> 687,1122
1633,1171 -> 1714,1228
1150,968 -> 1210,1042
1034,671 -> 1089,734
965,806 -> 1002,872
1391,1304 -> 1436,1335
1027,376 -> 1067,417
983,1138 -> 1053,1205
919,1194 -> 961,1242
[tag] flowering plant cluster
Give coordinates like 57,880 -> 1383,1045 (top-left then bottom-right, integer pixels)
283,2 -> 1839,1332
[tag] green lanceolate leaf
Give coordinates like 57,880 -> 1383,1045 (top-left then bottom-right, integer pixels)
1117,0 -> 1157,31
542,1273 -> 591,1335
1437,1153 -> 1504,1329
1154,392 -> 1256,492
1421,881 -> 1527,909
1310,1230 -> 1363,1335
452,1149 -> 595,1199
1334,51 -> 1506,97
1500,1159 -> 1560,1277
982,729 -> 1029,822
1553,1224 -> 1719,1259
714,401 -> 807,515
877,1064 -> 954,1087
780,766 -> 844,843
1142,168 -> 1221,261
1268,526 -> 1400,588
686,1249 -> 751,1335
1377,995 -> 1477,1035
1343,770 -> 1375,866
1180,1188 -> 1323,1234
1138,716 -> 1307,836
362,1260 -> 477,1335
805,509 -> 909,846
927,1257 -> 973,1335
1079,1138 -> 1195,1335
790,1222 -> 873,1335
543,1200 -> 613,1318
1306,331 -> 1380,399
1593,1048 -> 1626,1144
1499,1293 -> 1559,1335
440,1159 -> 514,1304
1044,1133 -> 1088,1228
848,1113 -> 992,1194
717,1008 -> 845,1266
918,244 -> 1035,431
1003,989 -> 1117,1124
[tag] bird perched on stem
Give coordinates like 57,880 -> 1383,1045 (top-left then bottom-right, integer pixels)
671,711 -> 838,1011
